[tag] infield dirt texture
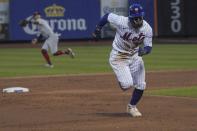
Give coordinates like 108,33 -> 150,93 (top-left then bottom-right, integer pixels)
0,71 -> 197,131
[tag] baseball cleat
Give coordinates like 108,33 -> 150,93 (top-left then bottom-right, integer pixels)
44,64 -> 54,68
127,104 -> 142,117
67,48 -> 75,58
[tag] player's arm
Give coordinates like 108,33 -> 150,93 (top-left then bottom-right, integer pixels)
29,19 -> 40,25
31,33 -> 44,45
92,13 -> 123,40
92,13 -> 109,40
138,38 -> 152,56
138,27 -> 153,56
138,46 -> 152,56
19,19 -> 31,27
31,20 -> 44,45
19,16 -> 36,27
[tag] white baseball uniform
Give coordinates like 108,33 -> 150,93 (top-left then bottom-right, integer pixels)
108,13 -> 153,90
35,18 -> 59,54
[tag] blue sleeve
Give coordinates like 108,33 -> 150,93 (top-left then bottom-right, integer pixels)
138,46 -> 152,56
144,46 -> 152,54
97,13 -> 109,28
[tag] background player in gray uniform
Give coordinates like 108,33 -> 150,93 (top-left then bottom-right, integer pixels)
92,3 -> 153,117
21,12 -> 75,68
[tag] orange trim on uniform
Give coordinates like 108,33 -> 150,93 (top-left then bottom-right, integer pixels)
154,0 -> 158,36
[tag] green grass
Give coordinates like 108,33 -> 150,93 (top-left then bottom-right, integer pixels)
146,86 -> 197,98
0,43 -> 197,77
144,44 -> 197,70
0,45 -> 112,77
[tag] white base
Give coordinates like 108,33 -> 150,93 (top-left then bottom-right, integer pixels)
2,87 -> 29,93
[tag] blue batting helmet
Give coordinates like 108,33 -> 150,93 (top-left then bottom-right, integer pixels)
128,3 -> 145,19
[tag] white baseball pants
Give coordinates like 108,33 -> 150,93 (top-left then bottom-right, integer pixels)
109,49 -> 146,90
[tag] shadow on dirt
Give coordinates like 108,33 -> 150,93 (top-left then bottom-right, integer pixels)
95,112 -> 129,117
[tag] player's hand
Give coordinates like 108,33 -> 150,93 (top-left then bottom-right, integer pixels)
138,47 -> 144,56
138,46 -> 152,56
19,19 -> 29,27
92,25 -> 101,41
31,38 -> 38,45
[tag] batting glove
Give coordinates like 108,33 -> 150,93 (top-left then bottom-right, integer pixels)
138,46 -> 152,56
138,47 -> 145,56
92,25 -> 102,41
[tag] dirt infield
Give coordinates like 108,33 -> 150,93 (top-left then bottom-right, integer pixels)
0,71 -> 197,131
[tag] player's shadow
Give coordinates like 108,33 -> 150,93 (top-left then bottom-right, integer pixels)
96,112 -> 129,118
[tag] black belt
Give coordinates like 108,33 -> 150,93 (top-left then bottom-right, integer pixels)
118,51 -> 134,56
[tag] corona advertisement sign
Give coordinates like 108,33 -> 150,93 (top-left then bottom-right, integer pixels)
9,0 -> 100,41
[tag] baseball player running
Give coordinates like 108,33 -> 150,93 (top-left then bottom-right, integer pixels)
19,12 -> 75,68
92,3 -> 153,117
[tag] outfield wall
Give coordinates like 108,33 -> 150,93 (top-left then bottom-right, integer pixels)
9,0 -> 100,41
0,0 -> 9,41
2,0 -> 155,41
0,0 -> 197,42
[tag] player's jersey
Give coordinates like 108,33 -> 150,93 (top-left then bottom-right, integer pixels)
35,18 -> 54,38
107,13 -> 153,55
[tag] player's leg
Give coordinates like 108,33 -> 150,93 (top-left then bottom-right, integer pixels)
130,57 -> 146,105
127,57 -> 145,117
49,35 -> 75,58
48,35 -> 59,56
41,41 -> 53,67
64,48 -> 75,58
109,50 -> 134,91
53,48 -> 75,58
53,50 -> 64,56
